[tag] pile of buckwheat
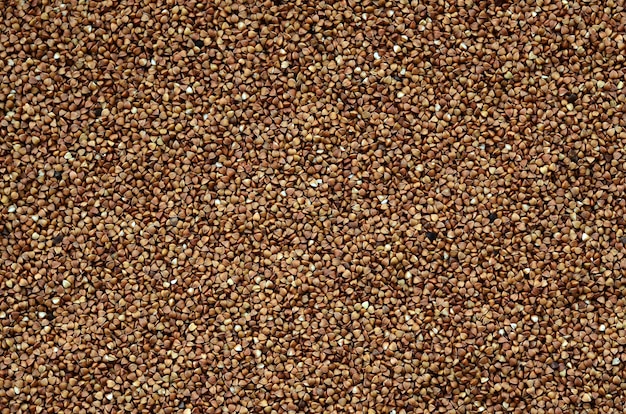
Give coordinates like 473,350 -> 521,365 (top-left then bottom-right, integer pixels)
2,0 -> 626,412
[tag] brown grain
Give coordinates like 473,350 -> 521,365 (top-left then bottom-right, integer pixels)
2,0 -> 626,413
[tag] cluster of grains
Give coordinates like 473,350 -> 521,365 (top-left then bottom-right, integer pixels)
2,0 -> 626,412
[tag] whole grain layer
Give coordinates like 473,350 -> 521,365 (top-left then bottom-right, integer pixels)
1,0 -> 626,413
